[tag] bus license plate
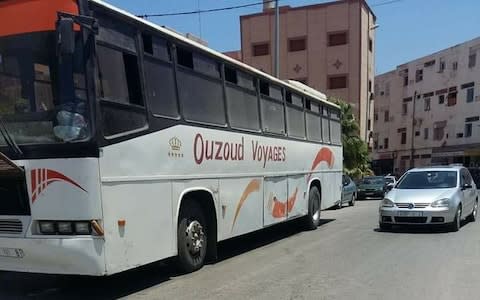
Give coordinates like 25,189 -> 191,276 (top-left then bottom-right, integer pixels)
397,211 -> 423,217
0,248 -> 24,258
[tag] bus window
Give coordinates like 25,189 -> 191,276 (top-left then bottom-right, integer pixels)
306,101 -> 321,142
330,109 -> 342,144
260,81 -> 285,134
285,91 -> 305,139
322,106 -> 330,143
142,35 -> 178,118
176,47 -> 225,125
225,67 -> 260,131
97,44 -> 146,137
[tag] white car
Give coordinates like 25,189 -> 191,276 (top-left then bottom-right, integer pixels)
379,166 -> 478,232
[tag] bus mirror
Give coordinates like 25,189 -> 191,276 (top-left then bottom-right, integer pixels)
57,17 -> 75,55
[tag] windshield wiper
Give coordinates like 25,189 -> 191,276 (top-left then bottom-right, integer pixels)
0,115 -> 23,157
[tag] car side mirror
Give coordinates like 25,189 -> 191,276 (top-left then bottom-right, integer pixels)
385,184 -> 394,192
343,181 -> 348,186
462,183 -> 473,190
57,17 -> 75,55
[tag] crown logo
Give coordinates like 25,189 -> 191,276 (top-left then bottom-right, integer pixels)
169,137 -> 182,151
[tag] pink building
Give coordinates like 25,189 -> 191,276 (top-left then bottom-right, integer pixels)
235,0 -> 376,141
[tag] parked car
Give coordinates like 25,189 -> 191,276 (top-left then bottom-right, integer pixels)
357,176 -> 387,199
379,166 -> 478,231
338,175 -> 357,208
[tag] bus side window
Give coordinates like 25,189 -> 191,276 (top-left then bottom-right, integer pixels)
176,47 -> 225,126
322,106 -> 330,143
285,90 -> 306,139
330,109 -> 342,145
225,66 -> 260,131
97,45 -> 147,137
306,100 -> 322,142
142,34 -> 178,118
260,80 -> 285,134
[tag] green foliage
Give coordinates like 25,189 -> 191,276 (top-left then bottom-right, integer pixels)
330,97 -> 373,179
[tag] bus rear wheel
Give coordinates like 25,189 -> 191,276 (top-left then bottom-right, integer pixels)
303,186 -> 321,230
177,201 -> 208,273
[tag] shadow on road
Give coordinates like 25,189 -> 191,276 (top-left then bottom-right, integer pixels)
0,218 -> 335,300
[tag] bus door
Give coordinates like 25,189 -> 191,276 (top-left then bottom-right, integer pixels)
263,176 -> 288,226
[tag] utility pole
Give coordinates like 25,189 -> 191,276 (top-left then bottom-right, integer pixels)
274,0 -> 280,78
410,90 -> 417,169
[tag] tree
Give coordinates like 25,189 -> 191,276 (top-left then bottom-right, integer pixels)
330,97 -> 372,179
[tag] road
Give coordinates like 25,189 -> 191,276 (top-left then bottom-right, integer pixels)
2,199 -> 480,300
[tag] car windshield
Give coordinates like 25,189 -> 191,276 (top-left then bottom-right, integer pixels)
0,31 -> 90,146
360,177 -> 385,185
396,171 -> 458,189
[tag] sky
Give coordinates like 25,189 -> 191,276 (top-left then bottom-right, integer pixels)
104,0 -> 480,75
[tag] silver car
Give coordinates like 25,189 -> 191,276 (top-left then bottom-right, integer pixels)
379,166 -> 478,232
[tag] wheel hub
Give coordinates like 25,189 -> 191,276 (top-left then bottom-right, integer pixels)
185,220 -> 205,255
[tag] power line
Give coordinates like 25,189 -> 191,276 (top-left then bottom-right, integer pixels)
137,0 -> 278,19
370,0 -> 404,7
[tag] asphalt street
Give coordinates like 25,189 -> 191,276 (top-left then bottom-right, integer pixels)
2,199 -> 480,300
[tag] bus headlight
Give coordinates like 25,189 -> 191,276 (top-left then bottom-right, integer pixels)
39,221 -> 56,234
74,222 -> 92,235
57,221 -> 74,235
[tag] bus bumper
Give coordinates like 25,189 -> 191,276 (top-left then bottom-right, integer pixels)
0,237 -> 106,276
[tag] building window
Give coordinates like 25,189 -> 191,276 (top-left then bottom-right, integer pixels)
415,69 -> 423,82
384,110 -> 389,122
328,31 -> 348,46
368,80 -> 372,92
401,132 -> 407,145
447,92 -> 457,106
288,37 -> 306,52
402,103 -> 408,115
328,75 -> 347,89
403,75 -> 409,86
415,131 -> 420,136
424,60 -> 435,67
452,61 -> 458,70
469,53 -> 476,68
467,88 -> 474,103
385,82 -> 390,96
433,121 -> 446,141
374,113 -> 378,121
439,59 -> 445,72
424,98 -> 431,111
438,94 -> 445,104
384,138 -> 389,149
424,128 -> 429,140
373,140 -> 378,150
252,43 -> 270,56
369,38 -> 373,52
465,123 -> 473,137
367,119 -> 371,130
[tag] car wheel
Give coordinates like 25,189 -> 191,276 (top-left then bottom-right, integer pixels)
379,222 -> 392,231
449,205 -> 462,232
467,199 -> 478,223
303,186 -> 321,230
349,194 -> 356,206
177,201 -> 208,273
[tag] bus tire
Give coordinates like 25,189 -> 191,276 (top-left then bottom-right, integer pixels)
177,201 -> 208,273
303,186 -> 321,230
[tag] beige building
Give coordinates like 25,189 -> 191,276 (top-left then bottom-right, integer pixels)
372,36 -> 480,175
235,0 -> 376,141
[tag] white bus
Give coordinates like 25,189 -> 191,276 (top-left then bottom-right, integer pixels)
0,0 -> 342,275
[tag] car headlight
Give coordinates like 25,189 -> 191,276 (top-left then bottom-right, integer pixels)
381,198 -> 394,207
431,198 -> 450,208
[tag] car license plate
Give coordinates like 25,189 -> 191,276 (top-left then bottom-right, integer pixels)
397,211 -> 423,217
0,247 -> 24,258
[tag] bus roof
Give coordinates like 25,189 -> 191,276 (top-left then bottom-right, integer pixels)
91,0 -> 338,109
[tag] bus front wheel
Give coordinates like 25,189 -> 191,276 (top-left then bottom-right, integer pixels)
303,186 -> 321,230
177,201 -> 208,273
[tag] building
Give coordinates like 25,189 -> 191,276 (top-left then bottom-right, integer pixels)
233,0 -> 376,141
372,37 -> 480,175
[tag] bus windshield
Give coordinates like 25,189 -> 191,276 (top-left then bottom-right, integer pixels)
0,31 -> 90,146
